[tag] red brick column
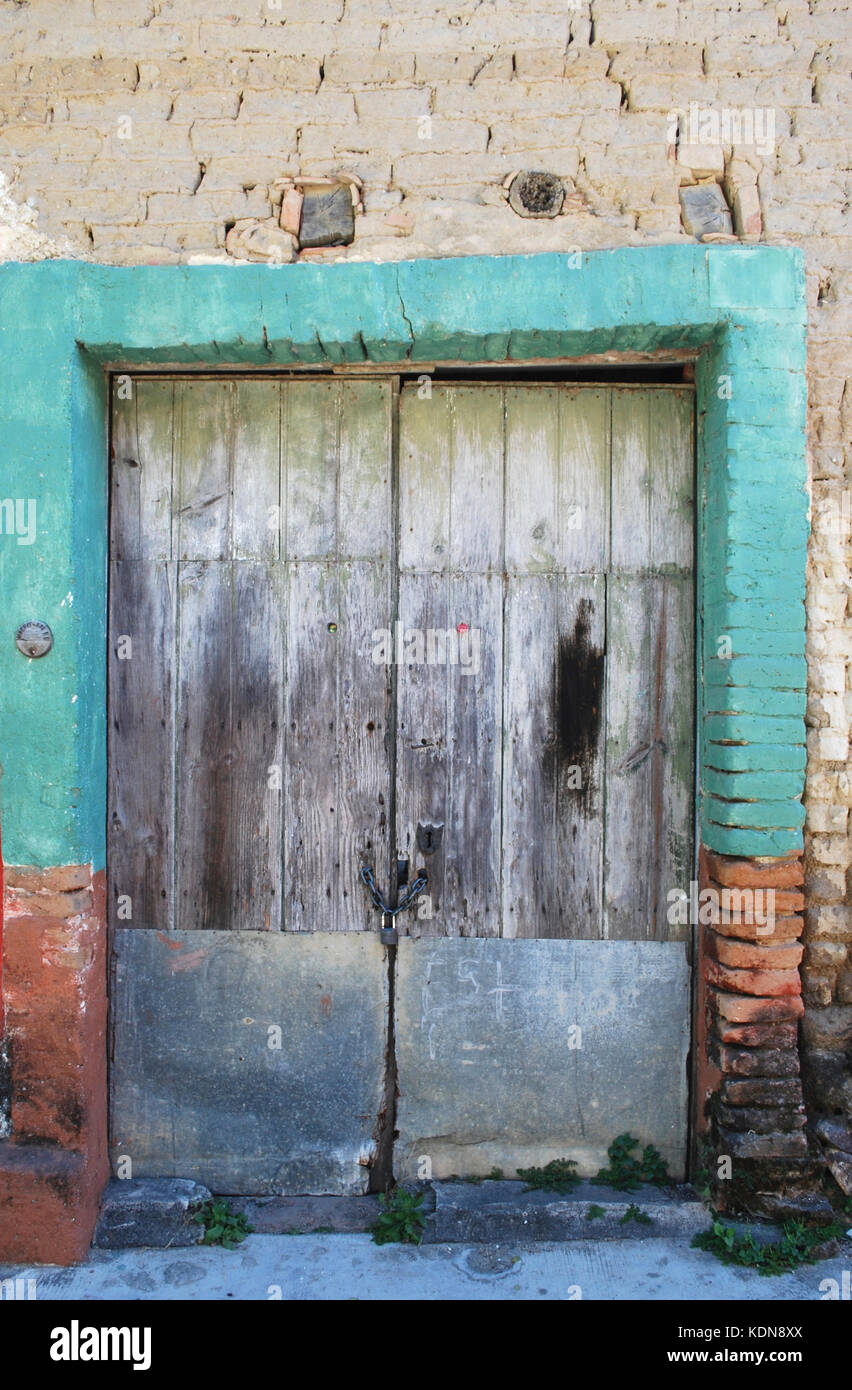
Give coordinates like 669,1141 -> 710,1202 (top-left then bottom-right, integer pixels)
0,864 -> 109,1264
696,847 -> 809,1173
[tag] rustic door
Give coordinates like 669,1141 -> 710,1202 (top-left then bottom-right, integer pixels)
109,375 -> 694,1192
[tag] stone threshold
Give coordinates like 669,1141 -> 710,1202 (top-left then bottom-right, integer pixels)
95,1178 -> 710,1248
94,1172 -> 851,1254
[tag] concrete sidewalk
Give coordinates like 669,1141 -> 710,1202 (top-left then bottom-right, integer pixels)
2,1231 -> 850,1301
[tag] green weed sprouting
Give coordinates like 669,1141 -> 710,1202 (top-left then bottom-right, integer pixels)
595,1133 -> 670,1191
516,1158 -> 580,1195
193,1198 -> 253,1250
691,1217 -> 844,1277
619,1203 -> 652,1226
370,1188 -> 426,1246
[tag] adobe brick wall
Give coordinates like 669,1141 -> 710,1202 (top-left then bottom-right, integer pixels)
0,0 -> 848,1210
0,865 -> 108,1264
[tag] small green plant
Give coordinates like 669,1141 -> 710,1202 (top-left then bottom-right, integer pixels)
370,1188 -> 426,1246
193,1198 -> 253,1250
586,1203 -> 605,1221
516,1158 -> 580,1195
595,1134 -> 670,1191
462,1166 -> 503,1185
692,1217 -> 844,1277
619,1203 -> 652,1226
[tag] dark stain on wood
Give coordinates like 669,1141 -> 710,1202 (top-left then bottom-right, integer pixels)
552,599 -> 605,803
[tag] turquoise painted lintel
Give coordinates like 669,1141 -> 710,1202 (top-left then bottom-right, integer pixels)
0,247 -> 808,866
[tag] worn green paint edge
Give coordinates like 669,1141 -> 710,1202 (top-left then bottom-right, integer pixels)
0,246 -> 806,867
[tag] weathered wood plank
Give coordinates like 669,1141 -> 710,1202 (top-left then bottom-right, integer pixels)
334,560 -> 394,931
394,571 -> 450,938
108,559 -> 176,929
604,573 -> 654,940
283,560 -> 392,931
605,388 -> 694,941
174,559 -> 285,932
651,388 -> 694,572
337,379 -> 394,559
610,388 -> 651,573
176,379 -> 232,562
110,378 -> 174,562
502,386 -> 609,937
441,570 -> 503,937
653,573 -> 695,943
604,572 -> 694,941
504,385 -> 559,574
282,380 -> 394,931
444,386 -> 504,570
230,561 -> 285,930
558,387 -> 610,574
502,574 -> 552,939
399,384 -> 503,572
335,380 -> 395,929
232,380 -> 281,561
283,562 -> 339,931
174,558 -> 283,932
395,571 -> 503,937
174,560 -> 234,931
399,387 -> 452,573
283,379 -> 340,559
505,386 -> 609,574
396,385 -> 504,937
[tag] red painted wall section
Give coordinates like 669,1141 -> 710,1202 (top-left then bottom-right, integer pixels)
0,863 -> 108,1265
0,824 -> 4,1039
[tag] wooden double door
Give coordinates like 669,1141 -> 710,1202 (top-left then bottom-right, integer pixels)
109,375 -> 694,944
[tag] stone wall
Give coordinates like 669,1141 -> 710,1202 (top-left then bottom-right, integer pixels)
0,0 -> 849,1183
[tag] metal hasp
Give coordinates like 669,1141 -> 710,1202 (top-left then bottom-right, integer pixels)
14,620 -> 53,658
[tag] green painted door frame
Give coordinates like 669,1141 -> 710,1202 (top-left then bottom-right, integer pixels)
0,247 -> 807,874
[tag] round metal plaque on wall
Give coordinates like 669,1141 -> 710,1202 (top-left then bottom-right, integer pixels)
15,620 -> 53,658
